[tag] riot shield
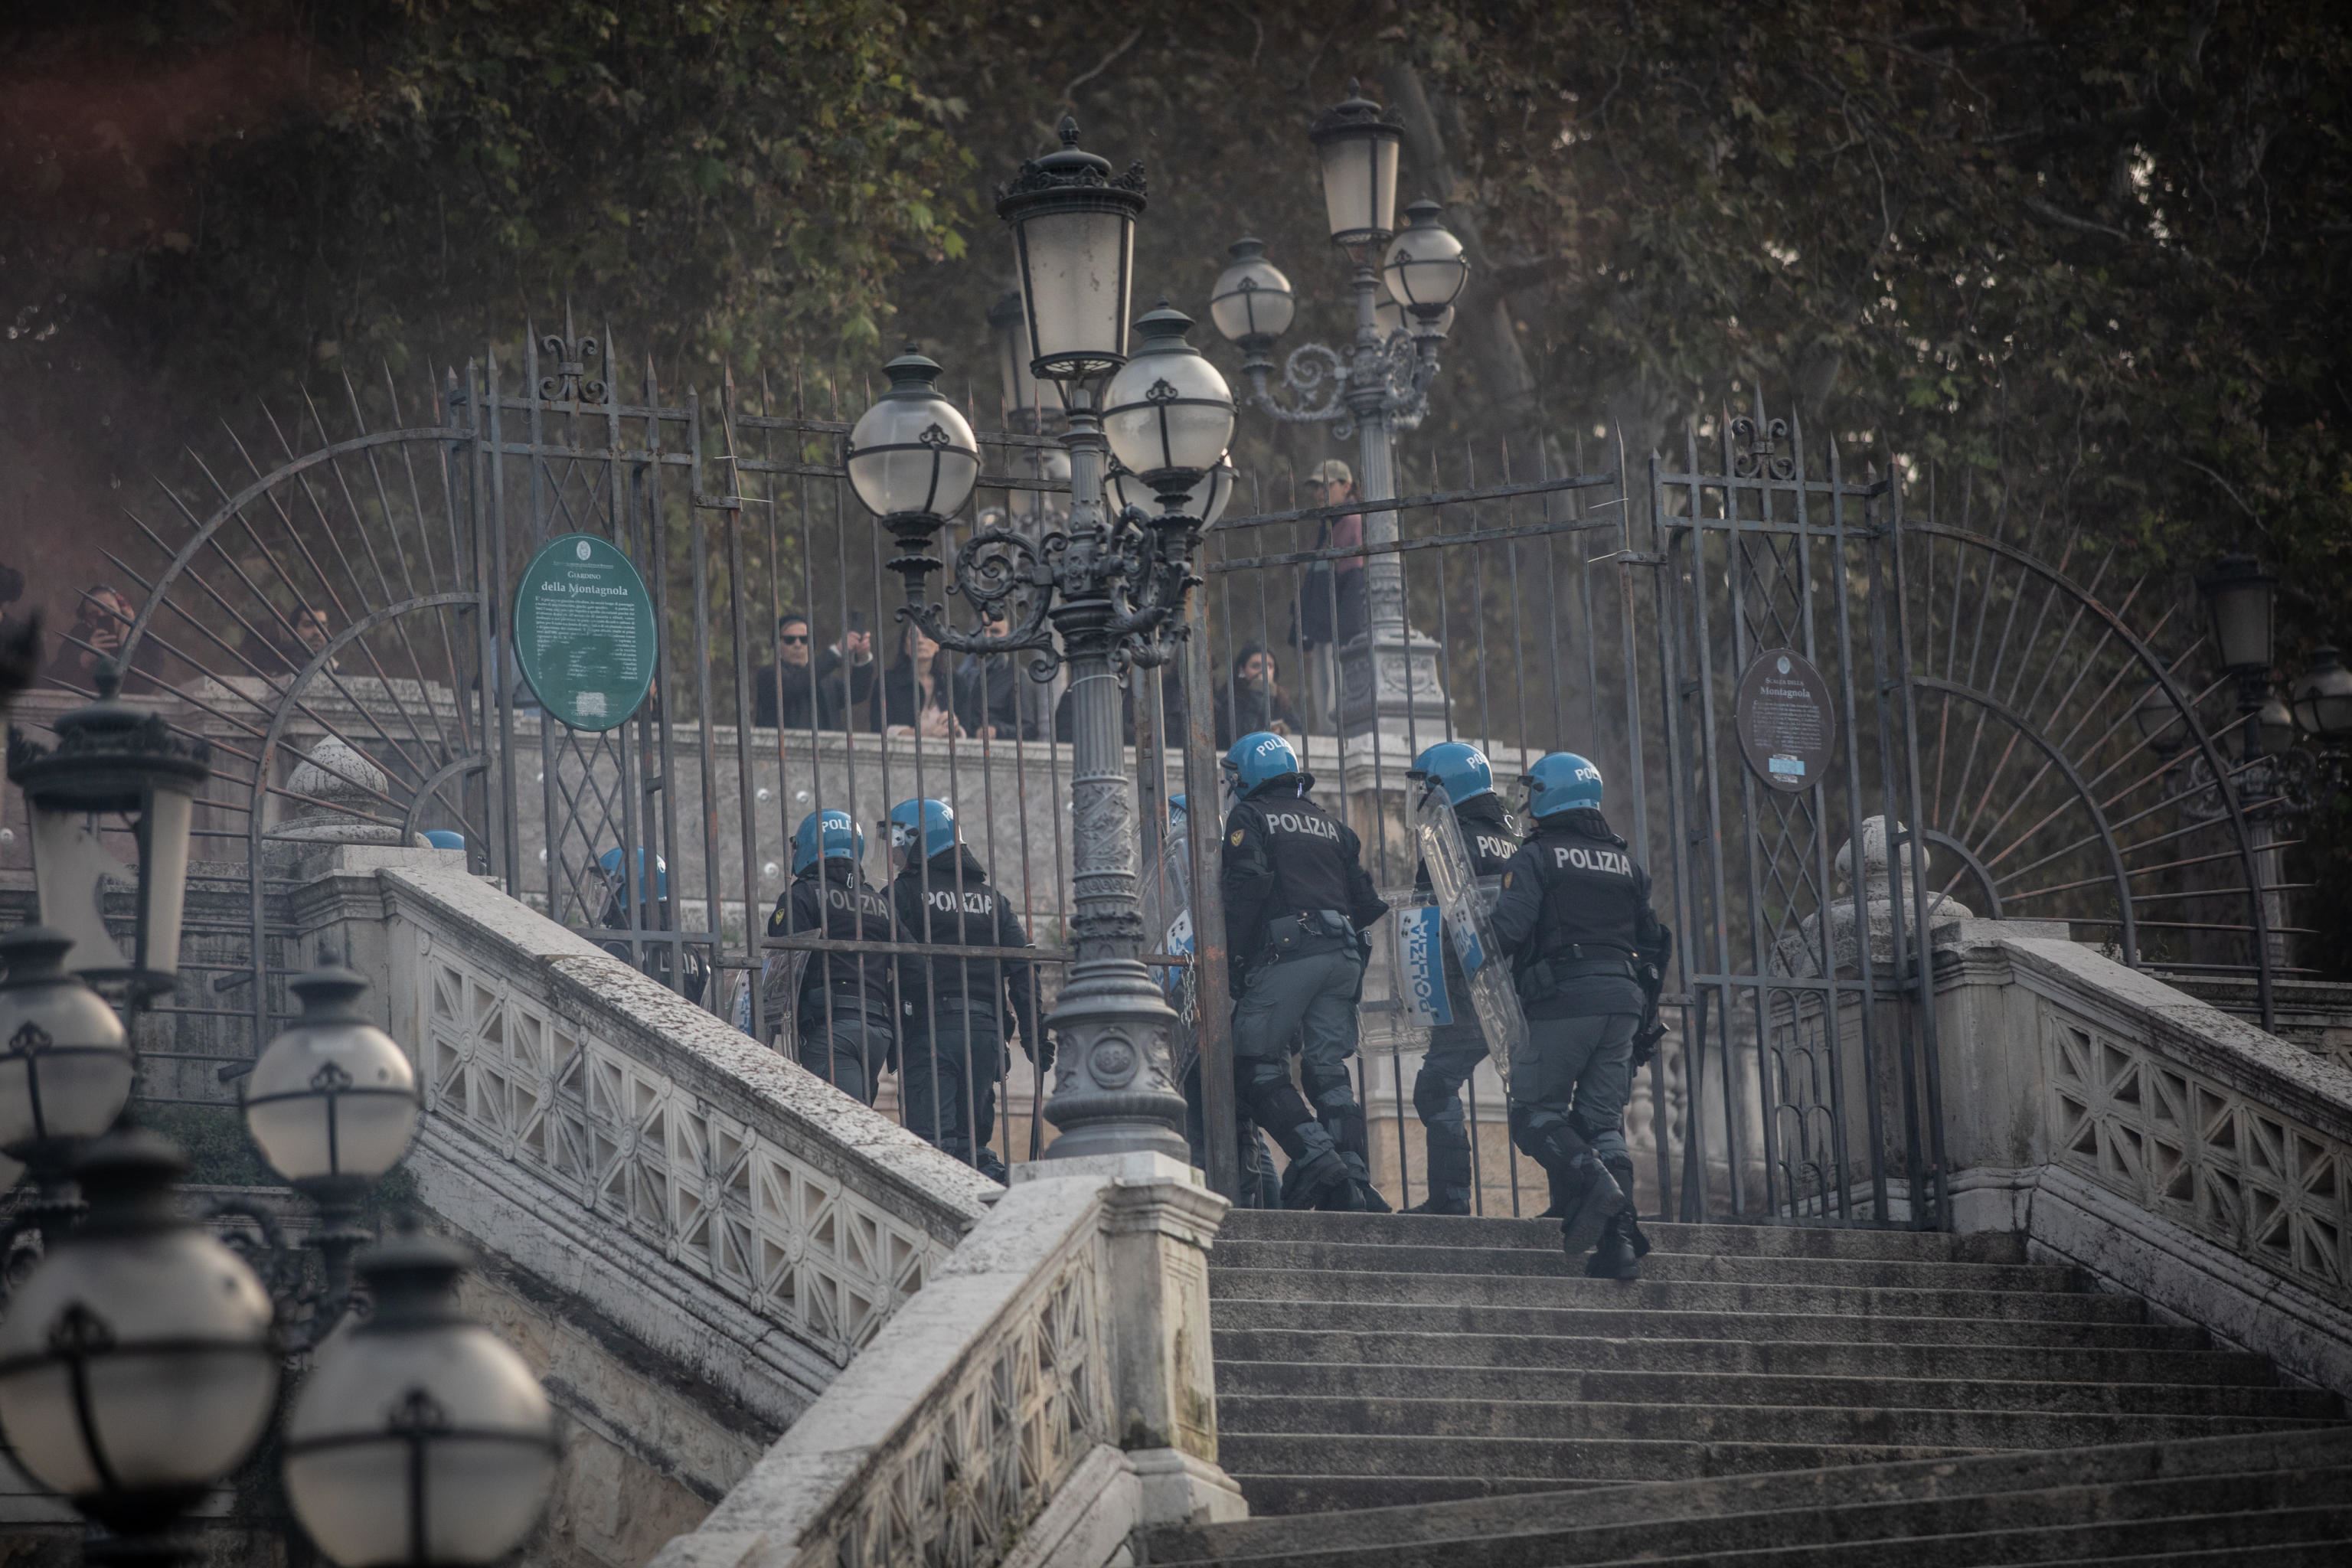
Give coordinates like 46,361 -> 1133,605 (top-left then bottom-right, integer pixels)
1412,784 -> 1528,1088
1142,828 -> 1200,1085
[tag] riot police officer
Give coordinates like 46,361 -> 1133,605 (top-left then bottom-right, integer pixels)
1489,752 -> 1672,1276
1165,794 -> 1282,1210
1220,730 -> 1390,1212
887,799 -> 1050,1182
1404,742 -> 1522,1215
763,810 -> 897,1104
595,847 -> 709,1005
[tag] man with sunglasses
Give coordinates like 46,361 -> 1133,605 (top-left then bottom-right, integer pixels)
752,610 -> 874,730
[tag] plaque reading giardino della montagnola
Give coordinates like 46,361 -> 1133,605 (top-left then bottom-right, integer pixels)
514,533 -> 658,733
1734,647 -> 1838,793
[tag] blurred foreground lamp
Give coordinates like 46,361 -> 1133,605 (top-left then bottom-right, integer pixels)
243,953 -> 420,1217
996,117 -> 1146,384
1101,303 -> 1236,511
2197,554 -> 2277,678
285,1231 -> 557,1567
1382,199 -> 1471,321
6,665 -> 211,995
2291,645 -> 2352,741
0,1131 -> 279,1538
0,926 -> 133,1166
1308,84 -> 1402,247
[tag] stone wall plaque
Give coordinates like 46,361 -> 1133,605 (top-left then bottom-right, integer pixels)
1735,647 -> 1837,793
514,533 -> 658,732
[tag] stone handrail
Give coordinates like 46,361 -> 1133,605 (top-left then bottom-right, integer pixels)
648,1155 -> 1240,1568
340,848 -> 999,1428
1936,919 -> 2352,1393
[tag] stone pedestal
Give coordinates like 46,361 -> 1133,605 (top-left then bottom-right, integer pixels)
1013,1151 -> 1245,1530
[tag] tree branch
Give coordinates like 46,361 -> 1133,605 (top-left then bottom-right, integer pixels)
2024,196 -> 2132,242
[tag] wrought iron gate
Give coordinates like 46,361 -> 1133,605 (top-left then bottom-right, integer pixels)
45,325 -> 2286,1220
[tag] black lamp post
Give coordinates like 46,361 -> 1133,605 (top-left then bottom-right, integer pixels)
2291,645 -> 2352,743
0,927 -> 136,1250
6,665 -> 210,999
2198,553 -> 2278,756
838,119 -> 1234,1164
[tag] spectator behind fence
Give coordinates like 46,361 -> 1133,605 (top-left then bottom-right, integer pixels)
45,585 -> 148,691
873,620 -> 963,739
278,604 -> 340,676
1295,458 -> 1367,649
954,609 -> 1049,741
1214,641 -> 1303,749
751,610 -> 872,730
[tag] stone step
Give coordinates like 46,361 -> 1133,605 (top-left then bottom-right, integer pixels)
1216,1392 -> 2324,1451
1150,1429 -> 2352,1563
1217,1209 -> 2030,1263
1562,1507 -> 2352,1567
1210,1328 -> 2277,1386
1179,1489 -> 2352,1568
1208,1298 -> 2203,1351
1216,1360 -> 2342,1419
1219,1474 -> 1608,1516
1212,1238 -> 2083,1292
1215,1431 -> 1980,1488
1209,1267 -> 2148,1323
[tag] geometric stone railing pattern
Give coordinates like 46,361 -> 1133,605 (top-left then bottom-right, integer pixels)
374,857 -> 998,1403
817,1234 -> 1111,1566
2047,1007 -> 2350,1302
420,946 -> 936,1361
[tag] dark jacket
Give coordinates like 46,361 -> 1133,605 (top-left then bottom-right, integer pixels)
597,892 -> 710,1006
889,847 -> 1044,1053
1490,808 -> 1671,1019
771,859 -> 899,1022
953,651 -> 1046,740
1213,679 -> 1305,750
751,648 -> 870,730
1219,776 -> 1387,981
869,657 -> 957,733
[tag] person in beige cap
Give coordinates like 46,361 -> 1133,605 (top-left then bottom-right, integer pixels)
1298,458 -> 1368,651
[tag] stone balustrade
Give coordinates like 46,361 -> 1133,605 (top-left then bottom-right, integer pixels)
648,1153 -> 1238,1568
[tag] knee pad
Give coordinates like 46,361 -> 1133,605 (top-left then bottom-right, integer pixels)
1302,1060 -> 1355,1113
1412,1065 -> 1462,1125
1508,1103 -> 1593,1176
1326,1102 -> 1370,1161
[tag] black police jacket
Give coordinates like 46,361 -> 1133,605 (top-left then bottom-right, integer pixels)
889,846 -> 1044,1053
1220,777 -> 1388,981
596,893 -> 710,1006
1490,808 -> 1671,1019
770,860 -> 898,1019
1411,794 -> 1522,1001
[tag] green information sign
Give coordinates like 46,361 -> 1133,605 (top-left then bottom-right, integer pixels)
513,533 -> 658,732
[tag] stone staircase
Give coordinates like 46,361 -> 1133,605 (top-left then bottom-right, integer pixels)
1142,1209 -> 2352,1566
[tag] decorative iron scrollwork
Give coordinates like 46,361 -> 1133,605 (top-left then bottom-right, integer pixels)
537,332 -> 609,405
1731,413 -> 1795,481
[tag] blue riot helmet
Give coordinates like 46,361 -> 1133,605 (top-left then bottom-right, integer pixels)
790,809 -> 865,874
1222,730 -> 1301,800
422,829 -> 466,851
596,845 -> 669,901
1168,793 -> 1187,828
1522,752 -> 1605,819
887,798 -> 959,863
1410,742 -> 1495,806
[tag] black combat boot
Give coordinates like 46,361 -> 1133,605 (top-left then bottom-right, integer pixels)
1406,1194 -> 1472,1215
1409,1132 -> 1473,1214
1282,1146 -> 1358,1211
1554,1155 -> 1628,1257
1586,1208 -> 1642,1279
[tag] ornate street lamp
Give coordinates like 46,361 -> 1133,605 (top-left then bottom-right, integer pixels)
1109,454 -> 1236,529
1308,85 -> 1402,247
0,926 -> 135,1249
1210,84 -> 1466,737
846,344 -> 984,570
7,665 -> 211,996
2132,681 -> 2187,760
0,1131 -> 279,1548
834,121 -> 1229,1164
239,952 -> 422,1326
2199,554 -> 2278,678
2291,645 -> 2352,742
283,1230 -> 557,1568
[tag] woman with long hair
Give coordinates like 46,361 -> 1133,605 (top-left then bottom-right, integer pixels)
875,619 -> 963,739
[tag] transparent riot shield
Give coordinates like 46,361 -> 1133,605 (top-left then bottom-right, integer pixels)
1412,784 -> 1528,1088
1142,828 -> 1200,1086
